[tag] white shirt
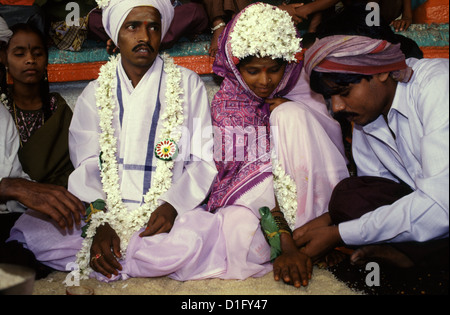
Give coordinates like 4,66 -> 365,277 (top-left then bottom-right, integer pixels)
339,58 -> 449,245
0,104 -> 30,213
68,55 -> 217,215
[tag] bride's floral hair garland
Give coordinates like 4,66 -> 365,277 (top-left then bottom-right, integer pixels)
96,0 -> 110,9
229,3 -> 302,63
75,53 -> 184,278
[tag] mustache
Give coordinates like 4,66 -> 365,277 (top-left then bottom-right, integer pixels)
334,111 -> 358,120
132,43 -> 155,53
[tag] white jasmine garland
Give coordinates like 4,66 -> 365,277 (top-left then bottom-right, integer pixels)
230,3 -> 302,63
76,53 -> 184,279
272,152 -> 297,231
0,93 -> 10,110
96,0 -> 110,9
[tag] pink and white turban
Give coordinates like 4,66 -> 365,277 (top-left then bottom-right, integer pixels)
304,35 -> 413,83
101,0 -> 174,45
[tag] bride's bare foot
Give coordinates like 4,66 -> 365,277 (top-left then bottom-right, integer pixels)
350,245 -> 414,268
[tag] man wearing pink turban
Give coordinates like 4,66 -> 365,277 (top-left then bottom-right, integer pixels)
296,34 -> 449,271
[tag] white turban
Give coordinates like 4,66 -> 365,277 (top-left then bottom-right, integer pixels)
101,0 -> 174,45
0,16 -> 12,43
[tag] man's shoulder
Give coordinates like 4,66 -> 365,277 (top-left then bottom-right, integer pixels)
408,58 -> 449,84
177,64 -> 203,82
173,64 -> 208,92
81,80 -> 100,95
0,102 -> 12,125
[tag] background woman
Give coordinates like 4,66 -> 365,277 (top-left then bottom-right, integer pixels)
1,23 -> 74,188
1,22 -> 84,279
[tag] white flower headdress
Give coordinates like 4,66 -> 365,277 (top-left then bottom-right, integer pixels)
229,3 -> 302,63
96,0 -> 110,9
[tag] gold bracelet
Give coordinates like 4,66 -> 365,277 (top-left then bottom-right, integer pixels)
274,215 -> 292,235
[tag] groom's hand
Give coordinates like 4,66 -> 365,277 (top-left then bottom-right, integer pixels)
90,223 -> 122,278
139,202 -> 178,237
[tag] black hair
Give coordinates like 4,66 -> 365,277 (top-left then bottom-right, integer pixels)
310,71 -> 373,99
4,23 -> 52,121
237,55 -> 286,70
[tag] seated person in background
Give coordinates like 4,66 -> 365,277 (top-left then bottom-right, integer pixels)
313,3 -> 423,59
294,0 -> 416,33
202,0 -> 251,57
0,21 -> 85,278
0,16 -> 10,88
0,103 -> 85,278
281,0 -> 334,33
1,23 -> 75,187
160,0 -> 209,49
0,0 -> 46,34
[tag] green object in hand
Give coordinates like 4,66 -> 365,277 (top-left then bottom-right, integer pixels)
81,199 -> 106,238
259,206 -> 282,261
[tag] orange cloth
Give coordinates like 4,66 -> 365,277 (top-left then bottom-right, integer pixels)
0,0 -> 35,5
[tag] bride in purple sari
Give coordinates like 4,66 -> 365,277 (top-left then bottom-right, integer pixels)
206,2 -> 349,286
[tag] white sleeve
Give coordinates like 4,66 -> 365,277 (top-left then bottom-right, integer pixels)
67,81 -> 106,203
159,69 -> 217,214
340,67 -> 449,245
0,105 -> 30,212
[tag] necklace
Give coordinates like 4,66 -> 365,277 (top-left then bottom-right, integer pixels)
1,92 -> 45,147
76,53 -> 184,279
12,101 -> 45,146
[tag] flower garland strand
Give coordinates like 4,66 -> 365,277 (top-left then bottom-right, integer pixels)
271,152 -> 297,231
76,53 -> 184,278
96,0 -> 110,9
0,93 -> 10,110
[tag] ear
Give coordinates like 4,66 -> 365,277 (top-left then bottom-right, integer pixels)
376,72 -> 390,83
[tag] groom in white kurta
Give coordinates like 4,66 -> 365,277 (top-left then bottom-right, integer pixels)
9,0 -> 224,281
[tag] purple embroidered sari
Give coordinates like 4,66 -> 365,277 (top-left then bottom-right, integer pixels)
207,4 -> 303,212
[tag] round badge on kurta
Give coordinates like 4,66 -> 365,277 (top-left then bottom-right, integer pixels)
155,139 -> 178,161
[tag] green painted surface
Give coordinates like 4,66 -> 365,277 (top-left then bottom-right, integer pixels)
396,24 -> 449,47
47,24 -> 449,65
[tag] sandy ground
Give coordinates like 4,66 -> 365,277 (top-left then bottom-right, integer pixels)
32,266 -> 362,295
